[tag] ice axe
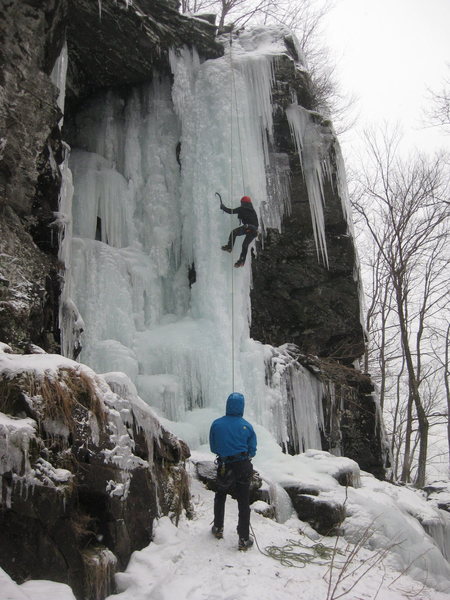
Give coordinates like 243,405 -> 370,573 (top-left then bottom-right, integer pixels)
215,192 -> 224,209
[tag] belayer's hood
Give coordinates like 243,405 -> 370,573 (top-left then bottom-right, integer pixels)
226,392 -> 245,416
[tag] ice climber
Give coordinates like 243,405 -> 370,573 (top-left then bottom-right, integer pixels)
220,195 -> 259,267
209,392 -> 257,551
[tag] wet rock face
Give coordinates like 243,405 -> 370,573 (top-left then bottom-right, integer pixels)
0,358 -> 191,600
305,356 -> 388,479
0,206 -> 60,352
0,0 -> 65,216
251,81 -> 365,363
251,221 -> 364,361
0,0 -> 66,351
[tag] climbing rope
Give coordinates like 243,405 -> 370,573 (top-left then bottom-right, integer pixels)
250,524 -> 339,568
228,33 -> 236,393
217,33 -> 248,393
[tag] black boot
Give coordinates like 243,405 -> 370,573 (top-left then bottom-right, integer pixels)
234,259 -> 245,268
221,245 -> 232,253
238,536 -> 254,551
211,525 -> 223,539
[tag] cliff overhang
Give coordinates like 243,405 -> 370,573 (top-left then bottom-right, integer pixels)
66,0 -> 224,107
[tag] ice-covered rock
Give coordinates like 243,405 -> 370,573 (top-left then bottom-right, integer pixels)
0,351 -> 190,598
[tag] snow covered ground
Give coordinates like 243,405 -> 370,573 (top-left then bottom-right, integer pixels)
1,347 -> 449,599
3,457 -> 450,600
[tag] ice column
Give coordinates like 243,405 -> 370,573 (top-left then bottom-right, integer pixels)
286,363 -> 324,453
51,37 -> 84,360
167,41 -> 279,408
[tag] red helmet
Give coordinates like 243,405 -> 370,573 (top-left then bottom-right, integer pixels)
240,196 -> 252,203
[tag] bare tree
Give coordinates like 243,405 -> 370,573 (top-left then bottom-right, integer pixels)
445,325 -> 450,476
180,0 -> 217,14
352,126 -> 450,487
181,0 -> 281,31
424,65 -> 450,133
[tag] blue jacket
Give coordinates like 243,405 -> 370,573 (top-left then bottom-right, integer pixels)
209,393 -> 257,459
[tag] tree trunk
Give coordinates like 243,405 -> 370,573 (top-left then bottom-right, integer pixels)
445,325 -> 450,479
396,287 -> 429,487
400,392 -> 413,483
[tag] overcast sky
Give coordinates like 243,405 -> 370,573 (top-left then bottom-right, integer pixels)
321,0 -> 450,161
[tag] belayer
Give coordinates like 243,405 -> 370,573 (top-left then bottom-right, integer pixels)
220,195 -> 259,267
209,392 -> 257,551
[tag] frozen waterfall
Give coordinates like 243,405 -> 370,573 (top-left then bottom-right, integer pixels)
60,28 -> 349,456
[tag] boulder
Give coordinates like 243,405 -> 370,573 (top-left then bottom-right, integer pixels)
251,500 -> 276,520
424,481 -> 450,514
284,486 -> 345,536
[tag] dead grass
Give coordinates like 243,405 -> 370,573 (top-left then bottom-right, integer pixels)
0,366 -> 107,433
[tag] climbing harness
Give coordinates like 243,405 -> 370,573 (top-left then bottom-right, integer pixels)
250,523 -> 339,568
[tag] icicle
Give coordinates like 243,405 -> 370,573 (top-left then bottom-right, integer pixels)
267,481 -> 293,523
50,39 -> 68,125
325,381 -> 343,456
286,363 -> 324,453
56,143 -> 85,360
254,345 -> 324,452
422,509 -> 450,562
0,415 -> 36,487
286,105 -> 330,266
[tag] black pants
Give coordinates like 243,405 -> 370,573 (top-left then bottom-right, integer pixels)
227,227 -> 258,262
213,458 -> 253,539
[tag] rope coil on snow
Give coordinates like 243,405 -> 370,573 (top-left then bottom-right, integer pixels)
250,524 -> 338,568
263,539 -> 336,568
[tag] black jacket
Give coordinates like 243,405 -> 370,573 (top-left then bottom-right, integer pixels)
222,203 -> 259,228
